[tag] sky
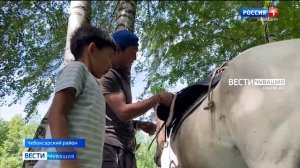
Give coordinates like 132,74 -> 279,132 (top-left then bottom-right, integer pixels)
0,53 -> 187,122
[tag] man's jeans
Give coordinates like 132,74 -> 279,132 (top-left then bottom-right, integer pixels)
102,144 -> 137,168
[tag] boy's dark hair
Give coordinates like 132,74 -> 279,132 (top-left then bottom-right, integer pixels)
70,24 -> 116,60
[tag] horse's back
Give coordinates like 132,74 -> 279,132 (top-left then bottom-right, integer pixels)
217,39 -> 300,168
175,39 -> 300,168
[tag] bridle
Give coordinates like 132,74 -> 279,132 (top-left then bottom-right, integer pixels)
159,122 -> 169,152
148,121 -> 168,152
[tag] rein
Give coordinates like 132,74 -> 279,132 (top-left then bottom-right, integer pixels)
148,121 -> 167,151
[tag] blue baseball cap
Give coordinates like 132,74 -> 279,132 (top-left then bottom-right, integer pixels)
112,29 -> 139,50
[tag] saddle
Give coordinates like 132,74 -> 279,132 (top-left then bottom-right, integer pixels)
156,62 -> 227,136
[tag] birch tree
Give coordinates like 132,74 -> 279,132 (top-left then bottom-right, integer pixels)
64,1 -> 91,65
115,0 -> 137,32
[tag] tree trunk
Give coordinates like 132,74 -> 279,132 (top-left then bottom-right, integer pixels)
259,0 -> 277,43
115,0 -> 137,32
64,1 -> 91,65
22,2 -> 91,168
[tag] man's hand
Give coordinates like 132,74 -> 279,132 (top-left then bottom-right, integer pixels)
158,92 -> 174,107
139,121 -> 157,136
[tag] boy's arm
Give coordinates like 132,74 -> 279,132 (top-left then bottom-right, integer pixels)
48,87 -> 80,168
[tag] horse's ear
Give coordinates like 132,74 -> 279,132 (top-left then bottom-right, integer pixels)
157,103 -> 170,121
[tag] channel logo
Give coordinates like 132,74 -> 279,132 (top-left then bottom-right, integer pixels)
23,152 -> 47,160
268,8 -> 278,17
240,8 -> 279,18
23,152 -> 77,160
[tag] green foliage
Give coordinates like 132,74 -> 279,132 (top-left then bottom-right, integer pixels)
1,1 -> 299,119
136,132 -> 158,168
91,1 -> 118,33
0,157 -> 21,168
0,119 -> 8,146
0,117 -> 158,168
134,1 -> 300,98
0,1 -> 69,120
0,1 -> 115,120
0,115 -> 38,168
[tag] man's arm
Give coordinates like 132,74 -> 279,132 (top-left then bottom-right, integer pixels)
101,71 -> 173,122
48,88 -> 80,168
133,120 -> 156,135
104,92 -> 161,122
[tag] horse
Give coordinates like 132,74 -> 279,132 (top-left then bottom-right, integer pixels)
153,39 -> 300,168
154,115 -> 179,168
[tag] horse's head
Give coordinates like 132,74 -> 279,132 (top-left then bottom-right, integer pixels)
153,115 -> 166,167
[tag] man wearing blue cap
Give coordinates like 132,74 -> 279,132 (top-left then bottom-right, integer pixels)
100,30 -> 174,168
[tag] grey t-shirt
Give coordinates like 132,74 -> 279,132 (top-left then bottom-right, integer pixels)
34,61 -> 106,168
100,64 -> 136,153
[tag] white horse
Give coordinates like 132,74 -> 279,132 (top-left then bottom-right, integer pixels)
154,39 -> 300,168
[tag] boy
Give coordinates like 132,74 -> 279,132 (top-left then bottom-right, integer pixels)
34,24 -> 115,168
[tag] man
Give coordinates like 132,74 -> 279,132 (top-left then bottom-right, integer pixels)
100,30 -> 173,168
